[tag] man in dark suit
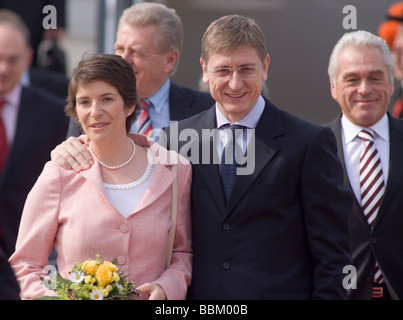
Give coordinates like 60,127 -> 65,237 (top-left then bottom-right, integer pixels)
326,30 -> 403,300
160,16 -> 352,300
49,15 -> 353,299
0,0 -> 66,72
0,226 -> 19,299
66,2 -> 213,142
0,10 -> 68,257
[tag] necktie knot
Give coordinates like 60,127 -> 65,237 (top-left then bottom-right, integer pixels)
140,99 -> 150,111
138,99 -> 153,136
222,123 -> 245,130
0,99 -> 6,112
221,124 -> 245,141
358,128 -> 375,142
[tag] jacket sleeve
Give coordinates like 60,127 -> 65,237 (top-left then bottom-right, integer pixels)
154,156 -> 193,300
8,162 -> 62,299
301,127 -> 353,299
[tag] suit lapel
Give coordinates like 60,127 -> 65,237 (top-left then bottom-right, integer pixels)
327,116 -> 354,190
327,116 -> 371,230
80,135 -> 176,215
2,88 -> 39,180
186,107 -> 227,212
79,160 -> 110,203
133,158 -> 175,214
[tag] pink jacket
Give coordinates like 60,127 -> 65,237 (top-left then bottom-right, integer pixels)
9,134 -> 192,300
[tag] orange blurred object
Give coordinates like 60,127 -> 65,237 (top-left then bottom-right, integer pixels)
378,2 -> 403,48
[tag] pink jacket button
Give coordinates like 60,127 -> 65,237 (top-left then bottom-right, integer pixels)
120,224 -> 129,233
117,256 -> 126,265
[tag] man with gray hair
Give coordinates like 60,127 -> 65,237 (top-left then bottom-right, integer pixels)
326,30 -> 403,300
65,2 -> 213,156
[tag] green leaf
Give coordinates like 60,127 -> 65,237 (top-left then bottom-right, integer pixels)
34,296 -> 61,300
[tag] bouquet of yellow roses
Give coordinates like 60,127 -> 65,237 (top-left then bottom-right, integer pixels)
38,254 -> 140,300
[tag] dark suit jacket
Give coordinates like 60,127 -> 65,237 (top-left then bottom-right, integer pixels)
164,97 -> 353,299
326,114 -> 403,300
0,241 -> 19,299
29,67 -> 69,100
66,81 -> 214,137
0,86 -> 69,257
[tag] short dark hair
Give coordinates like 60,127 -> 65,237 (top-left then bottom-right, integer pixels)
65,53 -> 140,133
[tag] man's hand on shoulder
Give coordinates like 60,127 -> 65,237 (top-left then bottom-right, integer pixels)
50,135 -> 94,172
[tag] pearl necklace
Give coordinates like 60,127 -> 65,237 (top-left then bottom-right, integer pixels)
89,137 -> 136,170
104,148 -> 154,190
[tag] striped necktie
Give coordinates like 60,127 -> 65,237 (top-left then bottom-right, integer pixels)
0,99 -> 8,172
138,99 -> 153,136
358,128 -> 385,283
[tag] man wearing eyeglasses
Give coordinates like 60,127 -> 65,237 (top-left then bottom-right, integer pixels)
164,15 -> 353,300
50,15 -> 353,300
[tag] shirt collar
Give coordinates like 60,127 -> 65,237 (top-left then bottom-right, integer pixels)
147,79 -> 170,115
216,95 -> 265,129
1,84 -> 22,108
341,113 -> 389,143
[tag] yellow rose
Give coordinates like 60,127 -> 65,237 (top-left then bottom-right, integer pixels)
82,260 -> 98,275
102,261 -> 118,272
95,265 -> 114,287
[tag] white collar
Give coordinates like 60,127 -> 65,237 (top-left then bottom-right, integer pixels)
216,95 -> 265,129
341,113 -> 389,144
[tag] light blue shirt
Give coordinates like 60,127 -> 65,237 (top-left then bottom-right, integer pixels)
130,79 -> 170,137
215,95 -> 265,156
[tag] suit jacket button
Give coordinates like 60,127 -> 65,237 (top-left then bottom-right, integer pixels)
120,224 -> 129,233
370,237 -> 377,244
222,261 -> 230,270
222,223 -> 230,231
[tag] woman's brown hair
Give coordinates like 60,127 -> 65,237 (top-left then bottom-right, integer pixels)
65,53 -> 140,134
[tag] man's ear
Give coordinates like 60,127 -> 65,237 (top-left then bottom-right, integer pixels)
163,50 -> 179,75
262,54 -> 270,81
200,58 -> 209,84
330,79 -> 338,100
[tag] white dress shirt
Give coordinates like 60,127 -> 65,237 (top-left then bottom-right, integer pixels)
215,95 -> 265,156
341,114 -> 389,204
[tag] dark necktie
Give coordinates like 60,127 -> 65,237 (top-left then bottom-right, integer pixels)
138,99 -> 153,136
0,100 -> 8,172
220,124 -> 245,202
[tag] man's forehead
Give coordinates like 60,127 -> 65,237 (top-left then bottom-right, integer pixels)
206,47 -> 260,65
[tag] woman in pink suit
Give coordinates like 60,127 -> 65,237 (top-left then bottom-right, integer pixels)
9,54 -> 192,300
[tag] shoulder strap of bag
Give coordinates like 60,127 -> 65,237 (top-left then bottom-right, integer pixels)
166,163 -> 177,268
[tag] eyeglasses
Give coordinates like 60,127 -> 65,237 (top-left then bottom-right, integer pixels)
207,65 -> 261,78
